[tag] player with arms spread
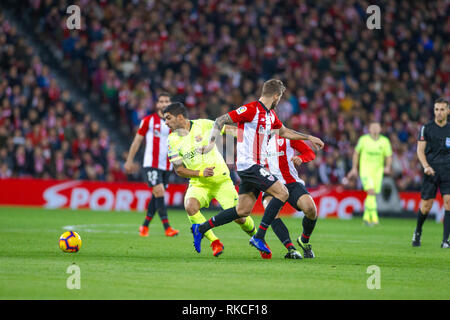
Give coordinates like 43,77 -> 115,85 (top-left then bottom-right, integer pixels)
163,102 -> 258,257
347,121 -> 392,226
262,135 -> 317,259
191,79 -> 324,256
124,92 -> 179,237
412,98 -> 450,248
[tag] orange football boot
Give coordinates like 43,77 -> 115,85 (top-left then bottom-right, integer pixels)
210,239 -> 224,257
165,226 -> 179,237
260,243 -> 272,259
139,225 -> 149,237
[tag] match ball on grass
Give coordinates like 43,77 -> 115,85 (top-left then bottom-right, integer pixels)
59,231 -> 82,253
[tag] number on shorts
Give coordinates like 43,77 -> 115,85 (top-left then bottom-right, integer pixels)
259,167 -> 275,181
259,168 -> 270,177
147,170 -> 158,185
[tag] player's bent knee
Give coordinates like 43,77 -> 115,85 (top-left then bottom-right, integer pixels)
236,207 -> 251,217
185,199 -> 200,216
304,205 -> 317,219
444,201 -> 450,211
267,182 -> 288,202
152,184 -> 165,198
185,206 -> 198,216
420,199 -> 433,214
234,217 -> 246,224
443,195 -> 450,209
279,192 -> 289,203
274,186 -> 289,202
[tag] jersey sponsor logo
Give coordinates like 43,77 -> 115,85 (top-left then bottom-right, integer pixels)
236,106 -> 247,114
446,137 -> 450,148
267,151 -> 284,158
154,129 -> 161,137
183,149 -> 201,160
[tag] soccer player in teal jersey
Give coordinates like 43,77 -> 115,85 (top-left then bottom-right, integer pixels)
347,121 -> 392,225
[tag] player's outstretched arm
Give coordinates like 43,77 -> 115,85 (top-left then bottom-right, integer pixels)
124,134 -> 144,173
211,113 -> 233,142
290,140 -> 316,166
278,125 -> 324,150
200,113 -> 234,154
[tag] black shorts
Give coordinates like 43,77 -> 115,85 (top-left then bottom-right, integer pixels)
421,164 -> 450,200
143,167 -> 170,188
262,182 -> 309,211
237,164 -> 278,199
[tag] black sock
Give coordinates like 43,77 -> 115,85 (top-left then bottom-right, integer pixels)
155,197 -> 170,230
255,197 -> 285,239
198,207 -> 240,234
301,216 -> 317,243
443,211 -> 450,242
143,197 -> 156,227
271,218 -> 295,250
415,209 -> 428,234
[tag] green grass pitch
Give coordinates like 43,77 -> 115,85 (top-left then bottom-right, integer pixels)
0,206 -> 448,300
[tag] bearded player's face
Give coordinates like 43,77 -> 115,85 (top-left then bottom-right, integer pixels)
271,93 -> 282,109
156,95 -> 171,114
163,113 -> 177,130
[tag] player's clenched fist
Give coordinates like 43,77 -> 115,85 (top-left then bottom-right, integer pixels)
424,166 -> 435,176
308,136 -> 324,150
124,161 -> 138,173
291,156 -> 303,167
201,167 -> 215,177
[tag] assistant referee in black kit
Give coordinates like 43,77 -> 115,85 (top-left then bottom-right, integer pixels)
412,98 -> 450,248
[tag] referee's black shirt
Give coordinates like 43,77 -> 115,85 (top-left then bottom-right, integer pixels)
418,121 -> 450,166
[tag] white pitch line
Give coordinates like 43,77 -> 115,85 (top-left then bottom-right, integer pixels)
62,223 -> 138,234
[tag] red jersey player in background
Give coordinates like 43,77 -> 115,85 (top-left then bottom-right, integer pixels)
125,92 -> 179,237
191,79 -> 324,256
262,135 -> 317,259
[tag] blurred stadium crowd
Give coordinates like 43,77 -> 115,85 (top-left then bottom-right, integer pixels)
0,13 -> 127,181
1,0 -> 449,192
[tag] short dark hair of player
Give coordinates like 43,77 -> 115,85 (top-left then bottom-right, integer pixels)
434,97 -> 449,107
158,92 -> 171,100
261,79 -> 286,97
163,102 -> 188,118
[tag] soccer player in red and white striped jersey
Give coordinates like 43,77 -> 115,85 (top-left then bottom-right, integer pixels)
263,135 -> 318,259
191,79 -> 324,256
125,93 -> 179,237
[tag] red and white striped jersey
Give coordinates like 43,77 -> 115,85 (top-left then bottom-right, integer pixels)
137,113 -> 172,171
266,135 -> 315,184
228,101 -> 283,171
